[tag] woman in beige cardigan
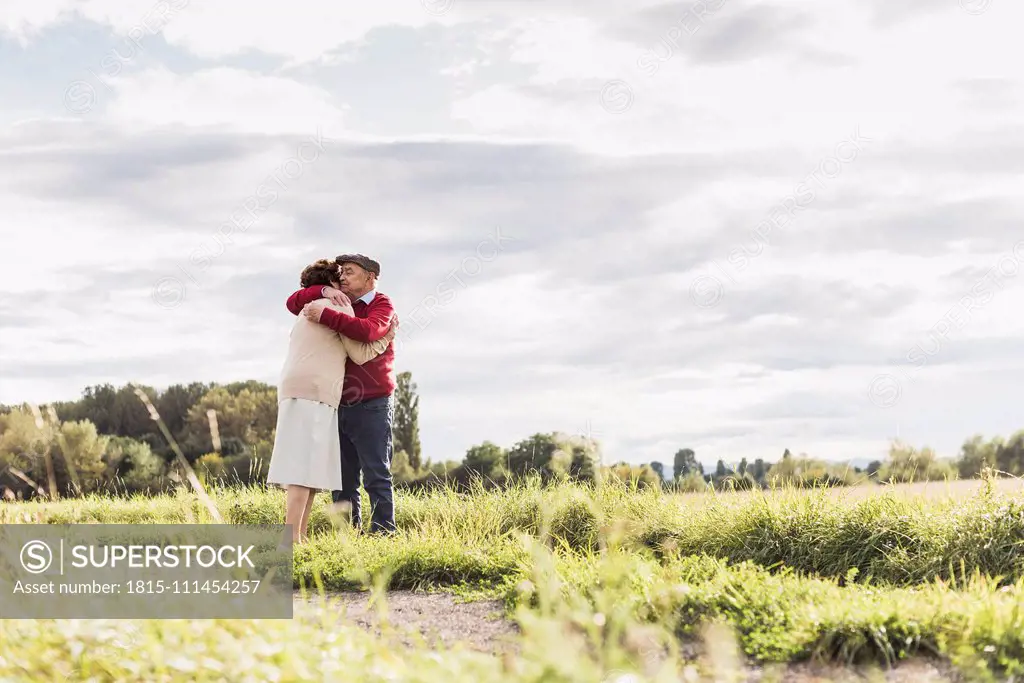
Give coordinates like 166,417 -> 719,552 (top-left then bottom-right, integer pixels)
268,259 -> 396,544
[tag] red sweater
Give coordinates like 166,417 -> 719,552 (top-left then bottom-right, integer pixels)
285,286 -> 397,404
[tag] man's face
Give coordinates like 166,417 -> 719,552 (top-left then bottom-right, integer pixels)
338,262 -> 373,296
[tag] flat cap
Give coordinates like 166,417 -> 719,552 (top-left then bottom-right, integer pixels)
335,253 -> 380,276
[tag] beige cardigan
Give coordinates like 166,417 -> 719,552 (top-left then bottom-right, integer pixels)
277,300 -> 395,409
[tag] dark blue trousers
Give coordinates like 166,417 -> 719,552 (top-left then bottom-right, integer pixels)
331,394 -> 396,533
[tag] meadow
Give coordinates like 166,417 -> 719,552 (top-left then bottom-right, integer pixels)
2,475 -> 1024,682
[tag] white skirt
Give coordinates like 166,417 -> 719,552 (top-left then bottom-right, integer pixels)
267,398 -> 343,490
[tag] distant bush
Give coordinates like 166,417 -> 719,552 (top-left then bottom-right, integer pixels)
196,452 -> 227,483
766,451 -> 866,488
602,462 -> 662,490
104,435 -> 168,494
675,471 -> 710,493
720,472 -> 758,491
878,441 -> 956,483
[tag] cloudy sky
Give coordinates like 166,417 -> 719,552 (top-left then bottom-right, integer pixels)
2,0 -> 1023,469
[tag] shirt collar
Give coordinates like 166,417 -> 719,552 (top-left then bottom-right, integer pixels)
354,289 -> 376,305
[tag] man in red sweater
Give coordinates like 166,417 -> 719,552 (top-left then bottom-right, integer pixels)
288,253 -> 398,534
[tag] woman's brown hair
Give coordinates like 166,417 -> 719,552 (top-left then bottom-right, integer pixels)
299,259 -> 340,288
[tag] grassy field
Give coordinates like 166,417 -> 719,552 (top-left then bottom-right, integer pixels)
2,476 -> 1024,682
673,477 -> 1024,503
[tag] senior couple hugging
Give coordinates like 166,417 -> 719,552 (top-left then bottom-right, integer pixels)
266,253 -> 399,544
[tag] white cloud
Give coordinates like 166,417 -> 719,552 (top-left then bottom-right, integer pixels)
0,0 -> 75,41
3,0 -> 1024,469
103,67 -> 348,135
450,2 -> 1024,156
0,0 -> 190,41
162,1 -> 461,64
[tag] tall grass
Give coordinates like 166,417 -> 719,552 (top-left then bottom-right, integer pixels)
5,477 -> 1024,679
526,545 -> 1024,679
15,476 -> 1024,587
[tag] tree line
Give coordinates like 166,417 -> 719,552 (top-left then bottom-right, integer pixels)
1,373 -> 1020,500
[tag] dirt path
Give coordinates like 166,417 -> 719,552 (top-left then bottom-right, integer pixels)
294,591 -> 963,682
293,589 -> 520,655
744,659 -> 959,682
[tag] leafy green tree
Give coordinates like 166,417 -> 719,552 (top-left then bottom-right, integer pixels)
507,433 -> 559,478
57,383 -> 117,432
111,384 -> 158,439
219,438 -> 273,486
105,436 -> 167,493
0,408 -> 45,467
714,459 -> 732,479
50,420 -> 109,495
673,448 -> 700,480
156,382 -> 212,440
749,458 -> 768,483
393,371 -> 422,470
221,380 -> 276,395
196,453 -> 227,483
0,408 -> 50,497
569,445 -> 598,483
419,459 -> 463,488
219,437 -> 249,457
53,383 -> 158,440
564,434 -> 600,484
649,461 -> 665,482
500,432 -> 600,484
464,441 -> 505,476
179,386 -> 278,459
996,431 -> 1024,476
957,435 -> 998,478
877,440 -> 954,483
